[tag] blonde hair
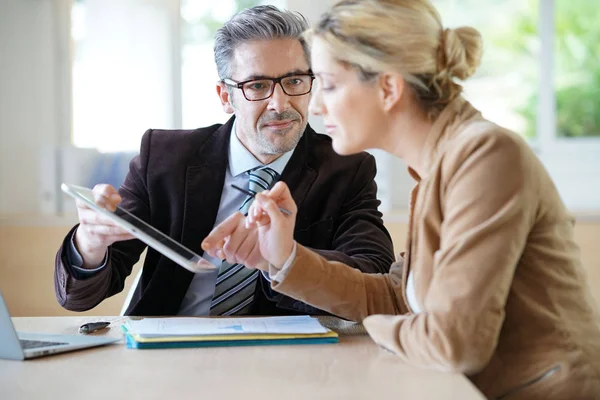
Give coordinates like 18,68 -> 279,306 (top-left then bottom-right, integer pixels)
307,0 -> 483,119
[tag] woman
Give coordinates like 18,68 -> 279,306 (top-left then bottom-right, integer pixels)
202,0 -> 600,398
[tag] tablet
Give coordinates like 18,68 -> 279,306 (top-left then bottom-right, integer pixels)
61,183 -> 216,273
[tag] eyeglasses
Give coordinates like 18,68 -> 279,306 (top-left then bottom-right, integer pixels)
222,73 -> 315,101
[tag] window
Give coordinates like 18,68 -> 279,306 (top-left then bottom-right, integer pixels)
70,0 -> 282,152
433,0 -> 539,138
71,0 -> 180,152
64,0 -> 269,207
67,0 -> 599,210
553,0 -> 599,139
430,0 -> 600,210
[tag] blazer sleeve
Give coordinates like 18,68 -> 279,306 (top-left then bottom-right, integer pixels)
310,154 -> 395,274
363,132 -> 534,375
271,244 -> 408,320
271,153 -> 396,314
54,130 -> 153,311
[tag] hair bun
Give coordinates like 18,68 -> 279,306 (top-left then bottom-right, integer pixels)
438,27 -> 483,80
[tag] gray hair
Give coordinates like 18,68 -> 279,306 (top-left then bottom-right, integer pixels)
214,5 -> 311,80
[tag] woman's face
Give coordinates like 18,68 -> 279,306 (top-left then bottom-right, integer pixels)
309,37 -> 386,155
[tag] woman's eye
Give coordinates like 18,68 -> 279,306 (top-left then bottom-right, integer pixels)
315,78 -> 334,92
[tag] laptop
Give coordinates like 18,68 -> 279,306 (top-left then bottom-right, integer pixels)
0,292 -> 120,360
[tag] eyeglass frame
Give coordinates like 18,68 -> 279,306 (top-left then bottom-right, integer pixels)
222,72 -> 315,102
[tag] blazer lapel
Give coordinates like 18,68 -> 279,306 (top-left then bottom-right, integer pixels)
129,119 -> 234,316
180,118 -> 233,255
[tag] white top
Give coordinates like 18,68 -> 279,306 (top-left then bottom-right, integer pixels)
405,272 -> 422,313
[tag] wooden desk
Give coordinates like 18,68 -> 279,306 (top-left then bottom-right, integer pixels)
0,317 -> 485,400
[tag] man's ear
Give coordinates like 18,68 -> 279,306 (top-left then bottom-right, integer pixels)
217,82 -> 235,114
378,73 -> 405,113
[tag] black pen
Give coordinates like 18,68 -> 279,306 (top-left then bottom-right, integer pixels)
231,184 -> 292,216
79,321 -> 110,334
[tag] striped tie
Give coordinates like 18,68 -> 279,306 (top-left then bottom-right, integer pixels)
209,166 -> 278,316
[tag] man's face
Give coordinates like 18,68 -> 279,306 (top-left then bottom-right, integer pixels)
217,39 -> 311,162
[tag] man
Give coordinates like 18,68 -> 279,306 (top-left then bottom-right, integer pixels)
54,5 -> 394,317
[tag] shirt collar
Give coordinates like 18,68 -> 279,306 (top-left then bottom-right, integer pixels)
228,119 -> 295,177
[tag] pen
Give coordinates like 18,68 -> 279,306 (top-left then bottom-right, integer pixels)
231,184 -> 292,216
79,321 -> 110,334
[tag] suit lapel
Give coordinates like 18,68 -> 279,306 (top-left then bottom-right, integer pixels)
180,118 -> 233,256
130,119 -> 234,316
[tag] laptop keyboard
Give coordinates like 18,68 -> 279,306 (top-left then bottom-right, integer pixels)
20,339 -> 68,349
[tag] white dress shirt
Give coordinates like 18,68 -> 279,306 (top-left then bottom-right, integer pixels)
405,272 -> 422,313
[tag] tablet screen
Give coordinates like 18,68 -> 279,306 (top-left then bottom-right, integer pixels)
114,206 -> 201,262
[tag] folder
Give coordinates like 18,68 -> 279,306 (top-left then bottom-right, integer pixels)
121,315 -> 339,349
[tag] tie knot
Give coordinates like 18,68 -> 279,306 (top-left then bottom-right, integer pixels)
238,166 -> 278,215
248,166 -> 278,192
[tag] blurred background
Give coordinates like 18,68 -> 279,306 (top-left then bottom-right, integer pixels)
1,0 -> 598,316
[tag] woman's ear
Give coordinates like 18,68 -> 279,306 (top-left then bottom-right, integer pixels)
216,83 -> 235,114
378,73 -> 405,112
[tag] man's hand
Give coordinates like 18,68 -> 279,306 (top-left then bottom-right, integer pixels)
202,212 -> 267,271
74,184 -> 135,269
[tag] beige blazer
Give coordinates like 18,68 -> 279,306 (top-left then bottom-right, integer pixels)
270,98 -> 600,399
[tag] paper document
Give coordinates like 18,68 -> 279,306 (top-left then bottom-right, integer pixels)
125,316 -> 329,338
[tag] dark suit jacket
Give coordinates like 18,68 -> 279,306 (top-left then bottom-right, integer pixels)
54,117 -> 395,316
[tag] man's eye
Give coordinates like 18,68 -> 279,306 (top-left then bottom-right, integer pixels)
288,78 -> 302,85
246,81 -> 270,91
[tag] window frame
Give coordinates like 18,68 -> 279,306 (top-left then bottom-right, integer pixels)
537,0 -> 600,150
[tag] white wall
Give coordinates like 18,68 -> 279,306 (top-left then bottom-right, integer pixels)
285,0 -> 334,26
0,0 -> 66,215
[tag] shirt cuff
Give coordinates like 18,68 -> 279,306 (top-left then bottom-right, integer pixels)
66,229 -> 109,279
261,270 -> 272,282
268,241 -> 297,283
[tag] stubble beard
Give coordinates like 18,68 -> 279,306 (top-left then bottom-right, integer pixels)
255,111 -> 307,155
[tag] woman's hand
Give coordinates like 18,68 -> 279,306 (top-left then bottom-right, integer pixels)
201,182 -> 297,270
201,212 -> 267,271
246,181 -> 297,268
